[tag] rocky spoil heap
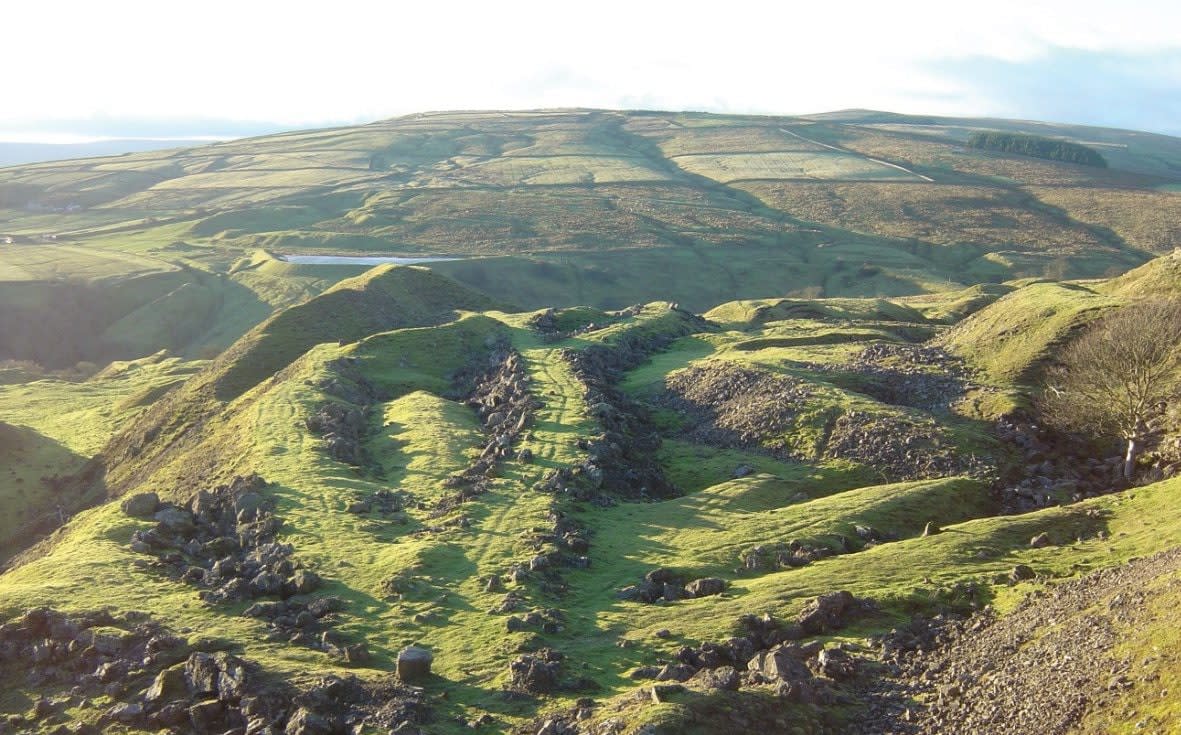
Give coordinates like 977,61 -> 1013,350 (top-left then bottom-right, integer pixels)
126,475 -> 356,655
823,411 -> 988,482
0,607 -> 186,731
0,606 -> 430,734
994,418 -> 1131,512
616,567 -> 728,604
855,547 -> 1181,735
304,356 -> 381,467
437,345 -> 538,513
815,344 -> 975,414
658,362 -> 811,452
628,591 -> 874,698
560,325 -> 705,500
533,593 -> 873,735
738,526 -> 890,575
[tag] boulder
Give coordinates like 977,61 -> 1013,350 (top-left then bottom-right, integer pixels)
189,490 -> 219,523
797,591 -> 857,634
1010,564 -> 1036,582
1030,532 -> 1051,548
154,506 -> 195,533
249,571 -> 284,597
396,646 -> 433,681
506,617 -> 529,633
216,654 -> 249,701
288,569 -> 321,596
684,578 -> 726,598
184,652 -> 220,696
121,492 -> 160,518
509,651 -> 562,693
816,647 -> 857,680
233,491 -> 266,520
145,665 -> 185,704
655,663 -> 695,682
644,568 -> 681,586
286,707 -> 334,735
343,643 -> 369,664
154,702 -> 188,727
747,645 -> 813,682
105,702 -> 144,724
648,683 -> 685,703
691,665 -> 740,691
187,699 -> 224,732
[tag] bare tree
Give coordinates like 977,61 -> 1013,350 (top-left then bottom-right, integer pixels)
1040,299 -> 1181,479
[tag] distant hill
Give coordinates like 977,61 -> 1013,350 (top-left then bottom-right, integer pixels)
0,139 -> 216,167
2,108 -> 1181,368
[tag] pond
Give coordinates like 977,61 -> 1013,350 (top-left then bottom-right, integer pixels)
279,255 -> 462,265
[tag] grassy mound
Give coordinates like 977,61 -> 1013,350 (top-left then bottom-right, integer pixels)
939,281 -> 1117,381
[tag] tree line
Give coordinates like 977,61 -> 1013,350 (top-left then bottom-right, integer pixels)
967,131 -> 1108,167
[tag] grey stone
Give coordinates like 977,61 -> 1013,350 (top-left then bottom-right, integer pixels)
396,646 -> 433,681
684,578 -> 726,598
145,665 -> 185,704
154,506 -> 195,533
184,652 -> 220,696
121,492 -> 160,518
285,707 -> 333,735
288,569 -> 320,596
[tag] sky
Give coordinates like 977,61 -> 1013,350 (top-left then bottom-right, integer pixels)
3,0 -> 1181,140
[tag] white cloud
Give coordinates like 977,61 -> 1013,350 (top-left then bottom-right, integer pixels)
2,0 -> 1179,132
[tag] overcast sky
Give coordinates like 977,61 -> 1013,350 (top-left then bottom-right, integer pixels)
4,0 -> 1181,140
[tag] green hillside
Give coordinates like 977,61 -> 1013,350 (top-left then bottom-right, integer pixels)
1,111 -> 1181,734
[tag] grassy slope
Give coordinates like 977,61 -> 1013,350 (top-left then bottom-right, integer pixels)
4,288 -> 1181,731
0,354 -> 203,554
939,280 -> 1118,382
0,281 -> 1152,732
91,265 -> 502,499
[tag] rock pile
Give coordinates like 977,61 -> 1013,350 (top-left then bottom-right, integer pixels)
0,608 -> 186,729
560,327 -> 702,500
628,591 -> 874,706
658,363 -> 811,451
126,475 -> 353,653
0,606 -> 432,733
346,487 -> 409,516
740,537 -> 846,572
616,568 -> 728,603
305,402 -> 368,465
814,344 -> 974,413
855,548 -> 1181,734
994,418 -> 1128,511
509,649 -> 565,694
823,411 -> 986,482
436,346 -> 538,514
